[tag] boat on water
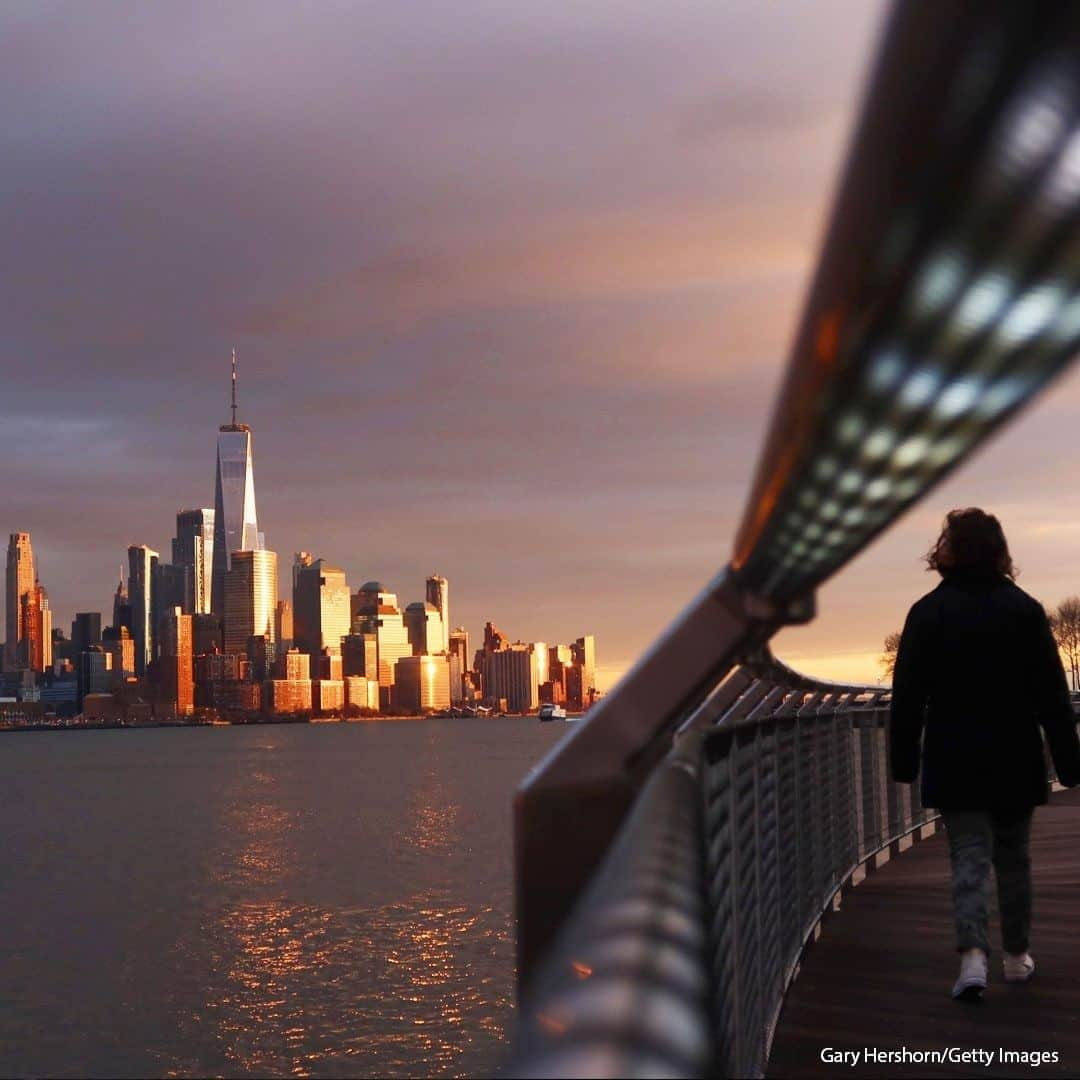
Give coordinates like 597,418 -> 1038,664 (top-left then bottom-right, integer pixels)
537,704 -> 567,721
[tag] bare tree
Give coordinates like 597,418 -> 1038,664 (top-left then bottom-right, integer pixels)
1050,597 -> 1080,691
880,630 -> 902,682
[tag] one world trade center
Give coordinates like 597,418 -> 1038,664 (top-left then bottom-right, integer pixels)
211,352 -> 262,616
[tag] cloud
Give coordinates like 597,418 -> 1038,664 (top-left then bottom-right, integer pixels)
8,0 -> 976,689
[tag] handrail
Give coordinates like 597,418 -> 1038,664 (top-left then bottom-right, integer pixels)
505,676 -> 939,1078
515,0 -> 1080,989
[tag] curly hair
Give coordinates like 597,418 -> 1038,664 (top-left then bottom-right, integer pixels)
925,507 -> 1016,580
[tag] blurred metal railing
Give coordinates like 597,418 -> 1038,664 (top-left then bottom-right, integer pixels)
511,1 -> 1080,1076
505,670 -> 940,1079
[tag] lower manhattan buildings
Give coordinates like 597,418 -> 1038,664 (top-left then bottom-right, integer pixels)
223,550 -> 278,656
4,533 -> 50,675
3,366 -> 598,725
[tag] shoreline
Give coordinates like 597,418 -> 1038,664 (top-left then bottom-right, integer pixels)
0,712 -> 565,734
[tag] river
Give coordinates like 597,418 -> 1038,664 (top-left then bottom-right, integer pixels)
0,718 -> 569,1078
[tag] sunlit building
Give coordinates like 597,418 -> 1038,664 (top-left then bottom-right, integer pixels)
102,625 -> 136,687
4,533 -> 35,672
312,649 -> 345,714
353,585 -> 413,702
127,544 -> 159,677
272,647 -> 310,681
342,631 -> 377,679
447,651 -> 463,704
275,599 -> 294,654
483,621 -> 508,654
211,354 -> 262,616
294,559 -> 350,662
223,549 -> 278,657
314,678 -> 345,715
264,677 -> 312,715
448,626 -> 470,703
344,675 -> 380,711
159,607 -> 194,716
405,601 -> 444,657
173,508 -> 215,614
572,635 -> 597,708
425,575 -> 450,653
19,582 -> 52,673
152,562 -> 187,661
316,649 -> 343,680
394,654 -> 451,713
448,627 -> 469,668
484,643 -> 542,713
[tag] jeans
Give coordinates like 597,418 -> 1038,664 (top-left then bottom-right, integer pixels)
941,809 -> 1033,955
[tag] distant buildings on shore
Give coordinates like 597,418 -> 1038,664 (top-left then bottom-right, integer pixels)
2,357 -> 597,726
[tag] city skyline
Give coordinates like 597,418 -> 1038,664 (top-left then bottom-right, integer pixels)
4,353 -> 599,691
2,350 -> 601,718
7,2 -> 1080,688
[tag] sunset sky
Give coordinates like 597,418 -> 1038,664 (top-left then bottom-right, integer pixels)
6,2 -> 1080,690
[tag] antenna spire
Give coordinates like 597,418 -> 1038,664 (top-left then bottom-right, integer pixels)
231,348 -> 238,427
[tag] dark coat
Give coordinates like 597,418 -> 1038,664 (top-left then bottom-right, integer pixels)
889,573 -> 1080,810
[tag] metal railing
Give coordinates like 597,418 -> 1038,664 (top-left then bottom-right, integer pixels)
505,672 -> 941,1078
510,1 -> 1080,1076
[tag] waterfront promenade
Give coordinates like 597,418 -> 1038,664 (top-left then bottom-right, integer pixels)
768,786 -> 1080,1077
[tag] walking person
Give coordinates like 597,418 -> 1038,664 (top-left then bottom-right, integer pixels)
890,507 -> 1080,1000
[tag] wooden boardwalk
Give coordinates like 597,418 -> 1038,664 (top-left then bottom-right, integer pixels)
767,787 -> 1080,1078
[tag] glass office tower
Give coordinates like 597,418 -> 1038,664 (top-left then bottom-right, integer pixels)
211,426 -> 260,617
173,508 -> 215,615
223,549 -> 278,657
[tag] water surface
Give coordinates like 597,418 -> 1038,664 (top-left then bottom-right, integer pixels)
0,718 -> 568,1078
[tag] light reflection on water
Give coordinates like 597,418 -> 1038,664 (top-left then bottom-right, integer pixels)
0,717 -> 576,1080
182,733 -> 509,1078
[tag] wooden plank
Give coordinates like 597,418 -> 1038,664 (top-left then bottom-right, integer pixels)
767,788 -> 1080,1077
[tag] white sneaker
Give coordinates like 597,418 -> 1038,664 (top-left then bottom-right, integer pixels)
1003,952 -> 1035,983
952,948 -> 988,1000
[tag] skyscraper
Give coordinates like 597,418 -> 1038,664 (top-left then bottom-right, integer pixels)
112,567 -> 132,633
211,353 -> 261,616
573,635 -> 597,705
224,549 -> 278,657
448,626 -> 470,703
152,562 -> 188,661
173,508 -> 215,614
293,560 -> 350,661
342,631 -> 378,678
448,626 -> 470,672
353,583 -> 412,700
404,601 -> 444,657
20,581 -> 51,673
484,643 -> 542,713
159,607 -> 194,716
77,647 -> 111,709
394,655 -> 451,713
128,545 -> 159,677
102,625 -> 136,686
71,612 -> 102,658
5,533 -> 34,672
425,575 -> 450,653
275,599 -> 294,653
